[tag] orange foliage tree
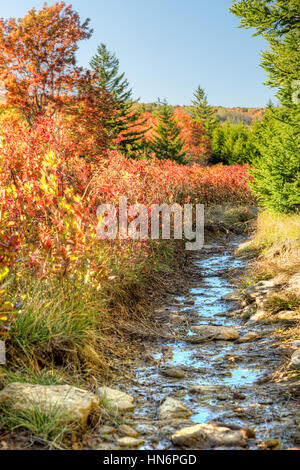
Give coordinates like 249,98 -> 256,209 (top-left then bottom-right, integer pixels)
0,1 -> 92,126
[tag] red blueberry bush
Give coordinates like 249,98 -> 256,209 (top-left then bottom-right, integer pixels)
0,113 -> 254,338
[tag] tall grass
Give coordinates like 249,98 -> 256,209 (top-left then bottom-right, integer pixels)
0,401 -> 75,449
8,279 -> 104,368
237,210 -> 300,291
252,211 -> 300,248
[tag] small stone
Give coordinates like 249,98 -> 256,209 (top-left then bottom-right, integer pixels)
243,279 -> 280,300
116,437 -> 145,448
135,424 -> 157,435
118,424 -> 139,438
232,391 -> 246,400
241,305 -> 256,319
97,386 -> 135,412
265,439 -> 280,449
222,291 -> 241,302
290,349 -> 300,370
236,332 -> 259,344
160,367 -> 186,379
98,425 -> 116,435
244,428 -> 256,439
190,325 -> 239,341
189,385 -> 228,396
171,423 -> 246,448
248,310 -> 266,322
276,311 -> 300,322
184,300 -> 195,306
158,398 -> 192,421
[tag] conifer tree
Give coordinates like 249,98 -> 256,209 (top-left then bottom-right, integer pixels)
231,0 -> 300,213
149,103 -> 188,164
192,86 -> 213,121
191,86 -> 217,132
90,43 -> 146,157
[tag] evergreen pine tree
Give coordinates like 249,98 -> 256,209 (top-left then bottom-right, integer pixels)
149,103 -> 188,164
191,86 -> 217,132
192,86 -> 213,121
230,0 -> 300,213
90,43 -> 147,157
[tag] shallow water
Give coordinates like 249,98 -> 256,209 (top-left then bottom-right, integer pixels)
115,238 -> 300,450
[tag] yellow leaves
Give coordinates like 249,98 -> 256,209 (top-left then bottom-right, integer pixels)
0,267 -> 9,282
40,172 -> 58,196
43,151 -> 58,169
0,302 -> 14,311
73,196 -> 81,204
6,185 -> 18,199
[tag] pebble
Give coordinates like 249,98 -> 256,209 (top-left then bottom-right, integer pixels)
265,439 -> 280,449
160,367 -> 186,379
118,424 -> 139,438
116,437 -> 145,448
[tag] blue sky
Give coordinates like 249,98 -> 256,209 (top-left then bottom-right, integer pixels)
1,0 -> 276,107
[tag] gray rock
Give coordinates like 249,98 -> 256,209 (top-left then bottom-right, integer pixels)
115,437 -> 145,448
118,424 -> 139,438
236,332 -> 259,343
171,422 -> 246,448
189,385 -> 231,398
158,398 -> 192,421
290,349 -> 300,370
243,278 -> 283,301
0,383 -> 99,429
276,311 -> 300,322
160,367 -> 186,379
248,309 -> 266,322
97,386 -> 135,413
190,325 -> 239,341
98,425 -> 116,435
184,300 -> 195,306
222,291 -> 241,302
135,424 -> 157,435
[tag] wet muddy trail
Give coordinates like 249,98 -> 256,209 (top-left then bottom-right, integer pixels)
101,237 -> 300,450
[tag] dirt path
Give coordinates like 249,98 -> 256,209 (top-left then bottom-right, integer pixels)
97,237 -> 300,450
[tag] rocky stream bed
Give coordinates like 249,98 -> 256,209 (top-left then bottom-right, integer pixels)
1,236 -> 299,450
95,236 -> 300,450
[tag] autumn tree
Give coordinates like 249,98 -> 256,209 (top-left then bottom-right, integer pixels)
0,2 -> 92,126
67,72 -> 116,160
90,43 -> 147,157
